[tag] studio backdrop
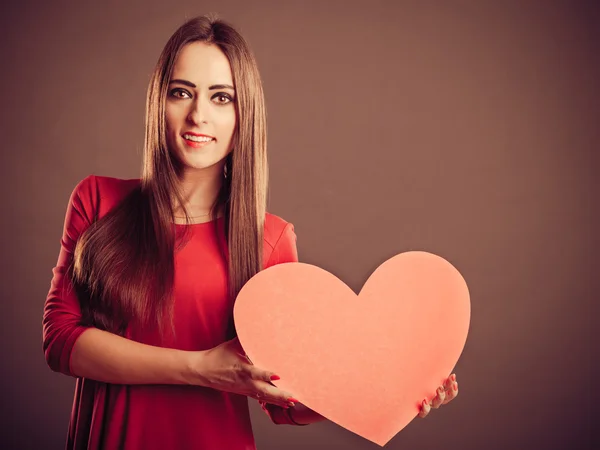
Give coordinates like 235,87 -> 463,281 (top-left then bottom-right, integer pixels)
0,1 -> 596,449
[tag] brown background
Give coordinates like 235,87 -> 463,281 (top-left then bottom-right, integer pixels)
1,0 -> 597,449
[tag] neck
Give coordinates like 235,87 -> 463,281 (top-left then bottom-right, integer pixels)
173,165 -> 225,215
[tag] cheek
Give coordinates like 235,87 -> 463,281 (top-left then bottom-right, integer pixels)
164,111 -> 182,153
165,105 -> 186,132
165,110 -> 176,133
216,109 -> 236,137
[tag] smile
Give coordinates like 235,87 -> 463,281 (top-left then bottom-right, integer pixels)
182,135 -> 215,148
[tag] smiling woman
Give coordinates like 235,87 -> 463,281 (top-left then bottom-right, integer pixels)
42,14 -> 320,450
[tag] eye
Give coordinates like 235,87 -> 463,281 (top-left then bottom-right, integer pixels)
170,88 -> 191,99
212,92 -> 234,105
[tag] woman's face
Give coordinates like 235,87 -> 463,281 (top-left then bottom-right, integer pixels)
165,42 -> 236,173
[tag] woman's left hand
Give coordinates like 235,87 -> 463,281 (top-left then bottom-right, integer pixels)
418,373 -> 459,418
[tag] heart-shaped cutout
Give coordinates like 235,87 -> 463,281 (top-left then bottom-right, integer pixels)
234,251 -> 470,446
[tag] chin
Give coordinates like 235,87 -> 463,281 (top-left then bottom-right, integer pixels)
169,140 -> 230,172
181,156 -> 227,173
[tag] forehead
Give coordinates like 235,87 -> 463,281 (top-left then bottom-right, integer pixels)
171,42 -> 234,85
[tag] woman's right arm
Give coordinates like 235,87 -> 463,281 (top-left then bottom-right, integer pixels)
42,175 -> 201,386
43,176 -> 293,407
69,327 -> 198,385
69,329 -> 294,411
42,175 -> 201,385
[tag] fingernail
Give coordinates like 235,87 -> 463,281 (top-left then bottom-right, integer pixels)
288,398 -> 299,403
270,375 -> 280,381
452,374 -> 456,381
453,383 -> 458,391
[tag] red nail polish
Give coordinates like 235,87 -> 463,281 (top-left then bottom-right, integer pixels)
453,384 -> 458,391
451,374 -> 456,381
270,375 -> 280,381
288,398 -> 299,403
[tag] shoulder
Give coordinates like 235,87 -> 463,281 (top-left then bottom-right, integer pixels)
94,174 -> 140,198
71,174 -> 141,220
264,212 -> 294,250
72,174 -> 140,199
263,212 -> 298,267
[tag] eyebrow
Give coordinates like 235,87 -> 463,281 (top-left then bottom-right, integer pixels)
169,79 -> 235,90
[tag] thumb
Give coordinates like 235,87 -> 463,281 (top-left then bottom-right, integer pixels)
227,336 -> 244,353
228,338 -> 253,364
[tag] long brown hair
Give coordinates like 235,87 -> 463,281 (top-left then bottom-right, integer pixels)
71,14 -> 268,341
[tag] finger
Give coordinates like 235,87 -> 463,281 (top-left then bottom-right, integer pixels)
431,386 -> 445,409
418,398 -> 431,418
253,368 -> 281,385
443,381 -> 459,404
245,366 -> 295,407
254,381 -> 296,408
443,374 -> 456,391
248,367 -> 283,390
246,365 -> 270,381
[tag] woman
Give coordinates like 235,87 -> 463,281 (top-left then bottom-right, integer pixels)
43,14 -> 457,450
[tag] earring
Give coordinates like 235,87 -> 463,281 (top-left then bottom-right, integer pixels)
223,164 -> 228,179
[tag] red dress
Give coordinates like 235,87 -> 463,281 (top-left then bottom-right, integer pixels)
43,175 -> 303,450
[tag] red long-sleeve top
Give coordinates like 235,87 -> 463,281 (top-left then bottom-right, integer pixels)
43,174 -> 304,450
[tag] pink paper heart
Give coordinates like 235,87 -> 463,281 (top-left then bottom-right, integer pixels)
234,251 -> 470,446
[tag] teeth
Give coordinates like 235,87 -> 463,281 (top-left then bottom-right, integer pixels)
183,134 -> 213,142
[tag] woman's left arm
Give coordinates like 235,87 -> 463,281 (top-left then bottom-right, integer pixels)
264,372 -> 460,425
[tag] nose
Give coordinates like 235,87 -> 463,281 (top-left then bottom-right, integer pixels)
187,97 -> 210,125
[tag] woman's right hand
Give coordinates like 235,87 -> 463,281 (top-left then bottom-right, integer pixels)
192,337 -> 297,409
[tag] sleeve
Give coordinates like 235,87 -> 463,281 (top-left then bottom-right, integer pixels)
264,222 -> 298,269
259,222 -> 308,425
42,175 -> 97,377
